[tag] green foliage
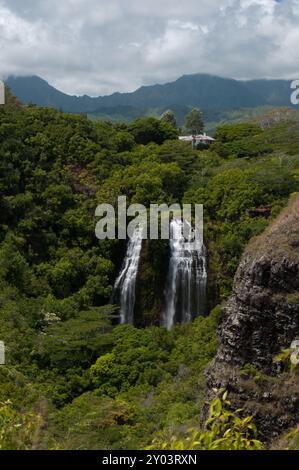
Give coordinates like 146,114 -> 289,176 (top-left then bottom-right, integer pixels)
215,123 -> 262,143
148,391 -> 263,450
184,108 -> 204,135
90,325 -> 172,395
160,109 -> 177,129
240,364 -> 263,381
212,123 -> 270,158
33,308 -> 115,371
195,168 -> 264,221
40,307 -> 220,449
115,130 -> 136,152
0,400 -> 41,450
129,117 -> 178,145
1,100 -> 299,450
42,392 -> 136,450
184,146 -> 299,301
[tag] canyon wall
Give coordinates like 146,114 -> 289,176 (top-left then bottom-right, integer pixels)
206,194 -> 299,441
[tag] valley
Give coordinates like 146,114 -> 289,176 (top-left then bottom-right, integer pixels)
1,89 -> 299,449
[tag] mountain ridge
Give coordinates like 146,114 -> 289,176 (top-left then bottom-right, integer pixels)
5,74 -> 294,122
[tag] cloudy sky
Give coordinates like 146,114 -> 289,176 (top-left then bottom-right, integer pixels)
0,0 -> 298,96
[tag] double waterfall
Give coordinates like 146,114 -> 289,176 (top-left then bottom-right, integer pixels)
113,220 -> 207,328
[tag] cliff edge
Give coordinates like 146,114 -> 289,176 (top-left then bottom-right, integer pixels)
206,194 -> 299,441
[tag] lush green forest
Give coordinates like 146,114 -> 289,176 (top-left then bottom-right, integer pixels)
1,94 -> 299,449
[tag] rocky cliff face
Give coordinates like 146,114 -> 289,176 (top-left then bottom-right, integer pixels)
206,195 -> 299,441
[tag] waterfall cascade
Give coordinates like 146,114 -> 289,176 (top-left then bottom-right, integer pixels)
113,225 -> 143,324
164,218 -> 207,330
114,219 -> 207,328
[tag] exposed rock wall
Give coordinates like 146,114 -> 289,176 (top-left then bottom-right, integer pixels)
206,195 -> 299,441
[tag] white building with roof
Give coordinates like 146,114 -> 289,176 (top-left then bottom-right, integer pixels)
179,133 -> 215,146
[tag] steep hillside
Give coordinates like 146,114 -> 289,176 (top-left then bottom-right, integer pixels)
5,76 -> 99,113
206,194 -> 299,442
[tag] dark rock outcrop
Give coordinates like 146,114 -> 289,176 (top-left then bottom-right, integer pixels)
206,194 -> 299,441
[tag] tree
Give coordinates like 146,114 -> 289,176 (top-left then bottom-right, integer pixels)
129,117 -> 177,145
215,123 -> 262,143
161,110 -> 177,129
3,87 -> 22,111
184,108 -> 204,135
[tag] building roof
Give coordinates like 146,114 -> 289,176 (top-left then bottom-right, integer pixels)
179,133 -> 215,142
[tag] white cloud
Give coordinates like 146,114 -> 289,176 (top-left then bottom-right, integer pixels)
0,0 -> 298,95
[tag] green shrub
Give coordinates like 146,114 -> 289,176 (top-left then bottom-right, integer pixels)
148,391 -> 263,450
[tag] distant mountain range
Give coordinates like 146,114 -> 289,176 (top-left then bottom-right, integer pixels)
5,74 -> 294,125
